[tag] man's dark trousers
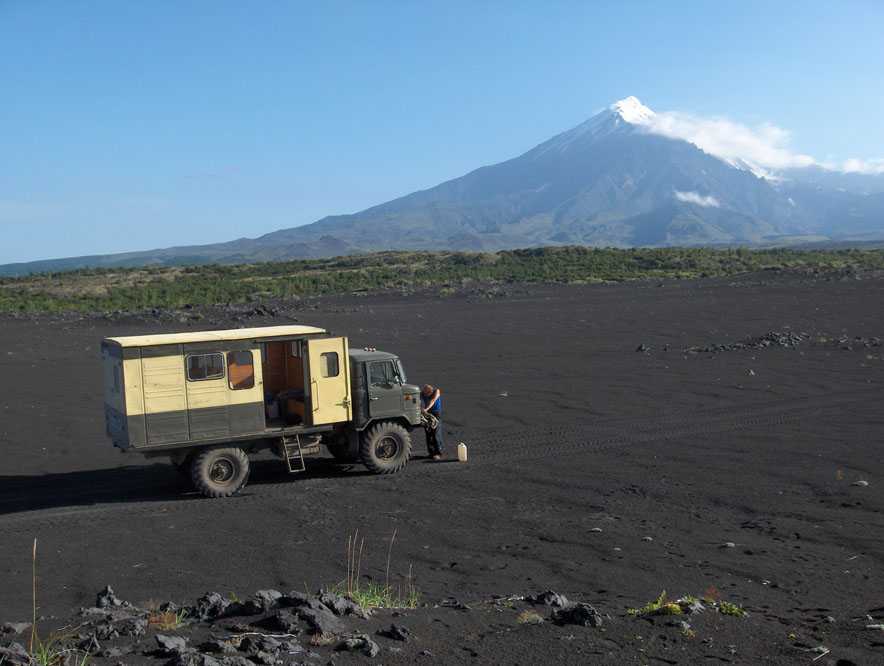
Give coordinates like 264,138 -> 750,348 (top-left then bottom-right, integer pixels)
426,417 -> 443,456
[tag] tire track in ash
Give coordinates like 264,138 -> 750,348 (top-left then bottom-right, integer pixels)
474,388 -> 870,450
0,388 -> 854,516
0,388 -> 875,531
470,387 -> 873,463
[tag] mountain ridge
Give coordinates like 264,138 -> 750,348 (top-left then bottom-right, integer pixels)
3,97 -> 883,276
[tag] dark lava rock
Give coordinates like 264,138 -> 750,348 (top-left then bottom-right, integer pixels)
116,615 -> 148,637
551,602 -> 604,628
200,639 -> 237,655
279,591 -> 311,607
102,645 -> 135,659
527,590 -> 571,608
254,589 -> 283,610
0,642 -> 30,665
232,305 -> 279,322
336,633 -> 380,658
275,638 -> 304,657
266,609 -> 301,633
318,591 -> 370,618
237,634 -> 302,664
636,343 -> 651,353
77,633 -> 101,653
167,650 -> 223,666
193,592 -> 232,621
298,606 -> 344,635
0,622 -> 30,635
225,599 -> 264,617
220,658 -> 254,666
97,585 -> 131,609
439,597 -> 470,610
246,651 -> 276,665
685,330 -> 812,354
155,634 -> 189,655
376,624 -> 413,642
239,635 -> 280,655
90,613 -> 147,640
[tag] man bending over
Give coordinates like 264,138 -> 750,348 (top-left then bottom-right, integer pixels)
421,384 -> 443,460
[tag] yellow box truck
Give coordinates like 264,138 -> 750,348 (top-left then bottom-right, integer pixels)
101,325 -> 422,497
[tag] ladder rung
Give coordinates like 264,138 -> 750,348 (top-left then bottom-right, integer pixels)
282,435 -> 306,473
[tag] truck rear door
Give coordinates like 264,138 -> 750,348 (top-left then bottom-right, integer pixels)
306,337 -> 351,425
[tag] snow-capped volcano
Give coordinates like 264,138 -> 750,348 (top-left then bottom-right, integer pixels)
4,96 -> 883,274
610,96 -> 655,124
532,95 -> 657,155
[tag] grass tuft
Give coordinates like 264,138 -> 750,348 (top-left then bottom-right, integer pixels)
27,539 -> 91,666
148,608 -> 188,631
308,632 -> 337,647
627,590 -> 683,617
717,600 -> 748,617
627,588 -> 747,621
329,529 -> 419,610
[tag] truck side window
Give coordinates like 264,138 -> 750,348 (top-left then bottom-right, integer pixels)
369,361 -> 399,387
320,351 -> 339,378
187,353 -> 225,381
227,351 -> 255,390
369,362 -> 388,386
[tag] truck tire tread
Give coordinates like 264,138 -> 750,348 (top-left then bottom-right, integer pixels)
190,446 -> 250,498
360,421 -> 412,474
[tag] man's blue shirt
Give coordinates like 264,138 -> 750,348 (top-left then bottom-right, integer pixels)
421,392 -> 442,416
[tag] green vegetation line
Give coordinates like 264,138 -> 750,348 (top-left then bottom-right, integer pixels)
1,246 -> 882,314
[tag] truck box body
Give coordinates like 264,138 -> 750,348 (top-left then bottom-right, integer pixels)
101,325 -> 349,451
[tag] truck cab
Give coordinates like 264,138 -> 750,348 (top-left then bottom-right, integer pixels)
349,349 -> 421,430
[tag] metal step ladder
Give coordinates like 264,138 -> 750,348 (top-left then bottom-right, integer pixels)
281,435 -> 306,473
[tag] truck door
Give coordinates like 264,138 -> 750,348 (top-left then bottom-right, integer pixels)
184,350 -> 231,440
225,347 -> 265,435
306,337 -> 351,425
367,359 -> 402,418
141,345 -> 189,445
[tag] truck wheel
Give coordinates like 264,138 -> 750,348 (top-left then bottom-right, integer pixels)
360,422 -> 412,474
190,447 -> 250,498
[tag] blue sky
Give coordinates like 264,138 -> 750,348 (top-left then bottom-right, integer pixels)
1,0 -> 882,264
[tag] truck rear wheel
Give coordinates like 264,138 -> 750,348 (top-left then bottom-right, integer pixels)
190,446 -> 250,498
360,421 -> 412,474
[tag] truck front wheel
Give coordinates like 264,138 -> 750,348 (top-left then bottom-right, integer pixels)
190,446 -> 250,498
360,422 -> 412,474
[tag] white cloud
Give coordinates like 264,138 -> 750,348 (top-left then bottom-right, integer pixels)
674,190 -> 720,207
840,158 -> 884,175
623,101 -> 882,177
634,111 -> 816,172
